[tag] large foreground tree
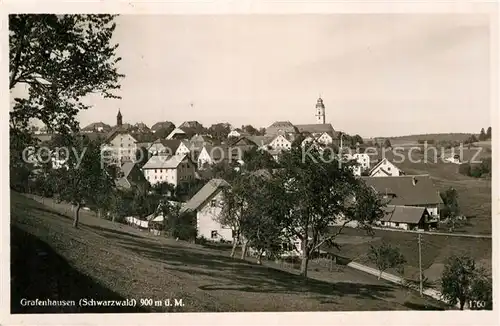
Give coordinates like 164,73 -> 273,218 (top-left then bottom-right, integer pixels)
10,14 -> 123,134
277,144 -> 385,278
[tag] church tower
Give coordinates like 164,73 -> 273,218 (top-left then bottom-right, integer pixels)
116,109 -> 123,127
315,97 -> 326,124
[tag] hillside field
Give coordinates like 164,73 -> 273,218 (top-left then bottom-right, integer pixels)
10,191 -> 448,312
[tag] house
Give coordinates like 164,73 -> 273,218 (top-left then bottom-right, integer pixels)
166,127 -> 189,140
361,175 -> 443,218
443,154 -> 461,164
179,120 -> 204,132
141,154 -> 196,187
197,145 -> 245,168
115,161 -> 149,191
353,153 -> 371,171
246,135 -> 275,149
295,123 -> 339,146
268,134 -> 293,151
378,205 -> 438,231
181,179 -> 233,242
265,121 -> 299,136
189,134 -> 214,149
150,121 -> 175,133
228,129 -> 242,138
148,139 -> 191,157
81,122 -> 112,133
134,122 -> 150,133
369,158 -> 404,177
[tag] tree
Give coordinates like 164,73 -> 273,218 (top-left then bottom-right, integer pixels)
49,135 -> 116,228
383,139 -> 392,148
157,199 -> 196,241
440,187 -> 460,231
240,174 -> 289,264
368,242 -> 406,279
486,126 -> 491,139
353,134 -> 364,145
277,144 -> 385,277
208,123 -> 232,141
218,175 -> 252,258
441,255 -> 492,310
242,124 -> 259,136
479,128 -> 486,141
458,163 -> 471,177
10,15 -> 124,135
241,147 -> 279,172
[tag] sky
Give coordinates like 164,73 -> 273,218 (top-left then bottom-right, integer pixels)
17,14 -> 492,138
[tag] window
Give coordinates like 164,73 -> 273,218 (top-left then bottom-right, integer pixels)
211,230 -> 217,239
210,199 -> 217,207
155,176 -> 157,180
395,222 -> 399,227
154,169 -> 157,173
387,167 -> 391,171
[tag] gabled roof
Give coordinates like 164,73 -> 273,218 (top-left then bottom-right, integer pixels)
369,158 -> 402,174
151,139 -> 183,154
142,154 -> 191,170
203,145 -> 244,161
247,135 -> 275,147
120,161 -> 137,178
381,205 -> 428,223
361,175 -> 444,206
181,179 -> 230,213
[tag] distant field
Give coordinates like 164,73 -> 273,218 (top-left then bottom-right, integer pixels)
387,133 -> 473,143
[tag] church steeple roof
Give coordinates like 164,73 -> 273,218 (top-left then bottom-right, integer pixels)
117,109 -> 122,118
316,97 -> 325,108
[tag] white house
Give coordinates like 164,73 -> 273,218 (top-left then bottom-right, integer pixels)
148,139 -> 191,157
443,155 -> 461,164
141,154 -> 196,187
353,153 -> 371,170
369,158 -> 404,177
227,129 -> 241,138
268,134 -> 292,150
316,132 -> 333,145
181,179 -> 234,242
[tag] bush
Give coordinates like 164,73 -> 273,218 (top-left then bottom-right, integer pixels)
458,163 -> 471,177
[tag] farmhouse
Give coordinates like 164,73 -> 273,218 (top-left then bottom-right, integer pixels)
369,158 -> 404,177
378,205 -> 437,231
361,175 -> 443,218
181,179 -> 233,242
141,154 -> 196,187
148,139 -> 191,156
115,161 -> 149,191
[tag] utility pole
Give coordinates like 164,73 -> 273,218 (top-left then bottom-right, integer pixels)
418,233 -> 423,296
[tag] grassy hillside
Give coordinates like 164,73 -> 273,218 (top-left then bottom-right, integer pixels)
10,191 -> 447,312
324,227 -> 492,286
387,133 -> 473,143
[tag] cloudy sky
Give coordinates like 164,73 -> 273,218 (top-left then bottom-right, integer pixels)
75,14 -> 490,137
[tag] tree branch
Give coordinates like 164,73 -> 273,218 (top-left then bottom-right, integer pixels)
311,220 -> 349,252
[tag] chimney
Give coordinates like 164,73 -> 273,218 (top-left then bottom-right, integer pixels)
412,176 -> 417,186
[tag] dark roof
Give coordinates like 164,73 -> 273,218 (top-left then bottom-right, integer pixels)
81,122 -> 112,131
295,123 -> 335,135
265,121 -> 298,135
247,135 -> 275,147
181,179 -> 230,213
204,145 -> 244,161
361,175 -> 443,206
152,139 -> 183,153
381,205 -> 428,224
81,132 -> 107,142
104,127 -> 155,144
151,121 -> 175,132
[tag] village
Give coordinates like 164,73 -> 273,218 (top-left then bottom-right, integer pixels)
8,14 -> 493,315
